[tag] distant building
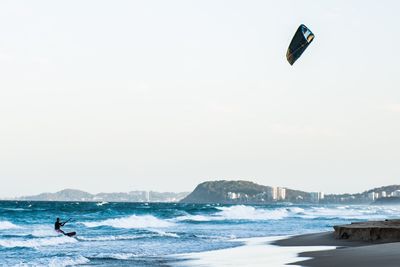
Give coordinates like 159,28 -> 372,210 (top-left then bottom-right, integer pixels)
227,192 -> 238,200
368,192 -> 375,201
310,192 -> 318,202
268,187 -> 285,201
391,190 -> 400,197
277,187 -> 286,200
268,187 -> 278,200
310,192 -> 324,202
381,191 -> 387,198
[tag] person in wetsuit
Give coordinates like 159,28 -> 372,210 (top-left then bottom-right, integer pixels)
54,218 -> 66,234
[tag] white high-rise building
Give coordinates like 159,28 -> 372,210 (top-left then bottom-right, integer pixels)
277,187 -> 286,200
268,187 -> 286,201
269,187 -> 278,200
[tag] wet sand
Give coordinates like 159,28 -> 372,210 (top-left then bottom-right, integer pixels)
172,236 -> 334,267
273,232 -> 400,267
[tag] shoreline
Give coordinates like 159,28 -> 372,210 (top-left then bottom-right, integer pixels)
172,231 -> 400,267
273,231 -> 400,267
171,236 -> 335,267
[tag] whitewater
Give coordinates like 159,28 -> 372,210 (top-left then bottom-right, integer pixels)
0,201 -> 399,266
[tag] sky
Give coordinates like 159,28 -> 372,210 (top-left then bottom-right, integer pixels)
0,0 -> 399,197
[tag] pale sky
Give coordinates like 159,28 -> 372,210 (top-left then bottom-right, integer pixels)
0,0 -> 399,197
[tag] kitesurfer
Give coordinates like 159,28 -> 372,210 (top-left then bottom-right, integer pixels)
54,218 -> 67,234
54,218 -> 76,237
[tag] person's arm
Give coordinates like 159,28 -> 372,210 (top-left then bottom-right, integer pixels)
61,218 -> 71,226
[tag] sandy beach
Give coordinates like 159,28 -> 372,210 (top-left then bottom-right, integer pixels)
172,236 -> 335,267
173,231 -> 400,267
274,232 -> 400,267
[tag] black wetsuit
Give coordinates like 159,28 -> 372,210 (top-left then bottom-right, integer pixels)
55,221 -> 65,234
55,221 -> 61,230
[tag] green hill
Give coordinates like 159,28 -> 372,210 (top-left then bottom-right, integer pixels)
180,180 -> 272,203
180,180 -> 313,204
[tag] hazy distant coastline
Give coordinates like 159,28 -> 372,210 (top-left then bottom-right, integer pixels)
9,189 -> 189,203
6,180 -> 400,204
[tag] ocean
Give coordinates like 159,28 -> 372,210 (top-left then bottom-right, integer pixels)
0,201 -> 399,266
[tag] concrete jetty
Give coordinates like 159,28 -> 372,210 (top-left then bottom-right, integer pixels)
334,219 -> 400,241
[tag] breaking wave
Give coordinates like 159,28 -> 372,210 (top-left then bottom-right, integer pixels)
93,253 -> 139,260
77,230 -> 178,241
174,205 -> 289,222
296,205 -> 400,220
174,214 -> 211,222
3,208 -> 27,211
175,205 -> 400,222
31,227 -> 59,237
18,256 -> 90,267
150,229 -> 179,238
81,215 -> 174,229
0,236 -> 77,248
0,221 -> 20,230
77,235 -> 144,241
47,256 -> 89,267
216,205 -> 289,220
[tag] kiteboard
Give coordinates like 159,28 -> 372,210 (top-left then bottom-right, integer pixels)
64,231 -> 76,237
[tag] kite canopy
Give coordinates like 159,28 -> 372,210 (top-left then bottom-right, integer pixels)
286,24 -> 314,65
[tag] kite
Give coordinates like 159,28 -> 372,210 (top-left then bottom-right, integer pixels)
286,24 -> 315,65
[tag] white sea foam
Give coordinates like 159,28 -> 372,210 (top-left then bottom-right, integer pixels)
0,221 -> 20,230
47,256 -> 89,267
78,229 -> 178,242
296,205 -> 399,220
172,236 -> 335,267
150,229 -> 179,238
174,206 -> 289,222
174,214 -> 211,222
96,201 -> 109,206
31,227 -> 59,237
94,252 -> 139,260
77,234 -> 144,241
216,205 -> 289,220
107,253 -> 136,260
174,205 -> 400,223
14,256 -> 90,267
194,234 -> 237,241
81,215 -> 174,229
0,236 -> 77,248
